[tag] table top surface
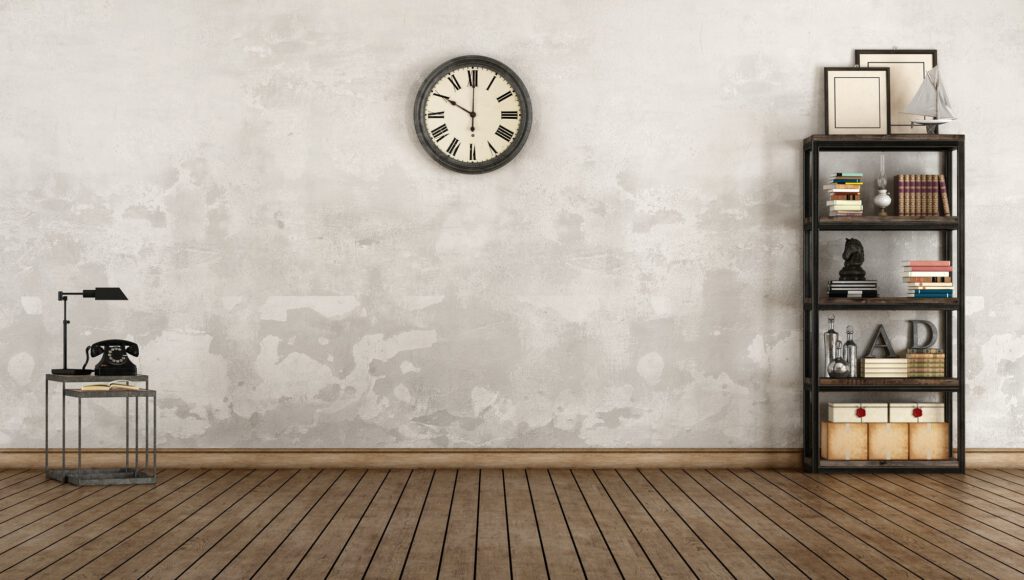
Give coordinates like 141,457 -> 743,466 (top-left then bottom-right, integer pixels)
62,388 -> 155,398
46,374 -> 149,382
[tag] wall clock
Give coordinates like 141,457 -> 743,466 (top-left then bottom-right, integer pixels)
414,55 -> 532,174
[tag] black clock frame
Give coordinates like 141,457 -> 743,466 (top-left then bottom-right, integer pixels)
413,55 -> 532,174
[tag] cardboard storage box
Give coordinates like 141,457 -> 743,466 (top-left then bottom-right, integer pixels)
890,403 -> 944,423
909,422 -> 950,460
868,423 -> 909,460
821,422 -> 868,460
827,403 -> 887,423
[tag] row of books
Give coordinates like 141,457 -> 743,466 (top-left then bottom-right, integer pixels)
825,172 -> 863,217
828,279 -> 878,298
905,260 -> 953,298
908,348 -> 946,378
858,350 -> 947,378
860,357 -> 908,378
896,174 -> 952,217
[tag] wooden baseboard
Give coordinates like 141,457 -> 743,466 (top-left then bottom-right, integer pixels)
1,448 -> 801,470
3,448 -> 1020,470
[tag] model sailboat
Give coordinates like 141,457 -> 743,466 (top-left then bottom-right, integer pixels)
904,66 -> 956,134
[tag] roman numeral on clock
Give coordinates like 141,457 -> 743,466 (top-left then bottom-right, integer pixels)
469,143 -> 476,161
488,141 -> 498,154
427,111 -> 444,119
496,91 -> 513,102
467,69 -> 478,87
501,111 -> 518,119
446,138 -> 460,156
495,125 -> 514,142
486,75 -> 496,90
447,75 -> 461,90
431,124 -> 448,141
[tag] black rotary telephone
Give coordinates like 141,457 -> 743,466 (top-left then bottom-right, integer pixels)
83,339 -> 139,376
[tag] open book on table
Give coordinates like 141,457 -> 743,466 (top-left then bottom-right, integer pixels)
80,380 -> 142,392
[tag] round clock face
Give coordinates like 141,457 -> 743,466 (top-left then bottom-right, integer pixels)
414,56 -> 532,173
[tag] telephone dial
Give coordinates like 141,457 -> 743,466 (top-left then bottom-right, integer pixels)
83,339 -> 139,376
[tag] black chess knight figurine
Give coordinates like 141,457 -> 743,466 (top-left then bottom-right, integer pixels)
839,238 -> 866,281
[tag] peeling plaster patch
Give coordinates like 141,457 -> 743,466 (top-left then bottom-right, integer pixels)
400,361 -> 420,374
520,295 -> 601,324
259,296 -> 360,321
394,295 -> 445,312
7,352 -> 34,385
338,330 -> 439,416
471,386 -> 498,415
637,352 -> 664,385
634,210 -> 684,233
967,295 -> 985,316
747,335 -> 767,363
123,205 -> 167,227
435,203 -> 498,256
252,335 -> 339,415
598,408 -> 638,429
648,295 -> 673,318
20,297 -> 41,315
394,383 -> 413,404
145,330 -> 231,440
222,296 -> 244,310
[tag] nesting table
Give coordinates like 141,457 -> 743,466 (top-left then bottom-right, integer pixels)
44,374 -> 156,485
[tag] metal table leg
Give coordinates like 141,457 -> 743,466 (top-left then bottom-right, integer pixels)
153,391 -> 157,477
77,397 -> 82,477
61,384 -> 66,476
135,397 -> 139,472
44,378 -> 48,476
125,398 -> 129,470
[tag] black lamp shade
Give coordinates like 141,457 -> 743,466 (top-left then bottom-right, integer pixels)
85,287 -> 128,300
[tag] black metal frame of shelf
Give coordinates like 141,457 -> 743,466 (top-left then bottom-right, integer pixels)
802,134 -> 965,473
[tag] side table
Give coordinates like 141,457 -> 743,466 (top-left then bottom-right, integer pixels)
45,374 -> 156,485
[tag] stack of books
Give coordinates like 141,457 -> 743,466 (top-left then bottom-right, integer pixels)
827,279 -> 878,298
860,358 -> 909,378
896,174 -> 952,216
825,172 -> 863,217
904,260 -> 953,298
908,348 -> 946,378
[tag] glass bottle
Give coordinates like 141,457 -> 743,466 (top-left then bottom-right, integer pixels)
844,325 -> 858,378
827,339 -> 851,378
823,315 -> 839,375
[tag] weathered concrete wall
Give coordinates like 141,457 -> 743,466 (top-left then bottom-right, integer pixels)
1,1 -> 1021,448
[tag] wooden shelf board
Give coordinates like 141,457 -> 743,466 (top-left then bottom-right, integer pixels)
813,216 -> 958,231
810,377 -> 959,392
818,459 -> 960,472
804,134 -> 964,151
807,297 -> 958,311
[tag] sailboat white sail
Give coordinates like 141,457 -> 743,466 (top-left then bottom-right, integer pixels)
904,67 -> 956,132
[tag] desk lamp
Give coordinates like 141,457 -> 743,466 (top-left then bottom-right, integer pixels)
51,287 -> 128,375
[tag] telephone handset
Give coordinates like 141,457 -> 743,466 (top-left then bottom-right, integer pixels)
83,339 -> 139,376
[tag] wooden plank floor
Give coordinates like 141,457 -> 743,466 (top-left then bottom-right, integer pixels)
2,469 -> 1024,578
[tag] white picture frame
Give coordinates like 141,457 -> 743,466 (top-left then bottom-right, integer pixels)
824,67 -> 891,135
856,50 -> 937,134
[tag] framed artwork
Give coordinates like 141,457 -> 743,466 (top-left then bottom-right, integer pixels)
824,67 -> 891,135
855,49 -> 937,134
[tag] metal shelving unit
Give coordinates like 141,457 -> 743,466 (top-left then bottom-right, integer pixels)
802,134 -> 965,473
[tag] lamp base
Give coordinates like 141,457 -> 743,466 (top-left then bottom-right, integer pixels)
51,368 -> 93,376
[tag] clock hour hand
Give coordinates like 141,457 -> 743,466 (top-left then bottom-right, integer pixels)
433,92 -> 475,117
